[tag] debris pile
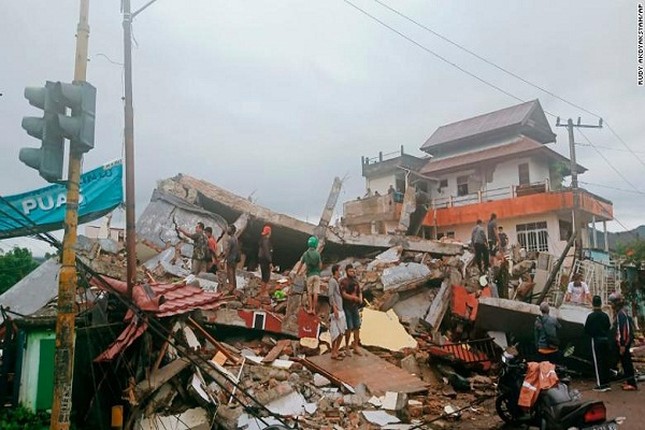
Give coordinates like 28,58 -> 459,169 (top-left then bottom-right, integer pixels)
56,225 -> 518,429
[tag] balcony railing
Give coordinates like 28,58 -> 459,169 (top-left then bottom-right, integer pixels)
431,180 -> 550,209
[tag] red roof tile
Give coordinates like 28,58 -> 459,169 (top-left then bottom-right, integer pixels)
92,276 -> 224,318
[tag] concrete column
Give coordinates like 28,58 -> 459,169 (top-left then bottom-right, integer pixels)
592,215 -> 597,249
603,220 -> 609,252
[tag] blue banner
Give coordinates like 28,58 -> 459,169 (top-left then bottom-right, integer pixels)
0,160 -> 124,239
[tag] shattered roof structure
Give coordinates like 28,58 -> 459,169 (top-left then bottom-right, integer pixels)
146,174 -> 463,268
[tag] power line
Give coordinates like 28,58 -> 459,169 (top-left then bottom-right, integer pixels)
576,143 -> 645,154
341,0 -> 525,104
604,122 -> 645,169
369,0 -> 645,168
369,0 -> 601,117
577,129 -> 642,194
579,181 -> 645,195
343,0 -> 641,236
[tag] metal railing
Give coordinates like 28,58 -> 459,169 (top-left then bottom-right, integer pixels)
436,337 -> 501,364
431,180 -> 550,209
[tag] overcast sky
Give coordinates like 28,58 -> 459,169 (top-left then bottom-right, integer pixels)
1,0 -> 644,254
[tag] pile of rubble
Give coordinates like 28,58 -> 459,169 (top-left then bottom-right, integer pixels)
62,226 -> 521,430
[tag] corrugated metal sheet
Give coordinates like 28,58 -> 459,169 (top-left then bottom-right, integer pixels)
0,259 -> 60,324
421,100 -> 538,150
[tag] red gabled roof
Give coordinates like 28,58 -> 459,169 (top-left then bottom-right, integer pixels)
419,137 -> 586,175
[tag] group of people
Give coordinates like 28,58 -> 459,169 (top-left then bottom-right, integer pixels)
471,213 -> 509,273
294,235 -> 363,360
535,292 -> 638,392
177,222 -> 241,292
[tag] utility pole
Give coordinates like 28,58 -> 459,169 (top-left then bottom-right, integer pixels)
122,0 -> 160,298
51,1 -> 89,429
122,0 -> 136,297
556,117 -> 602,261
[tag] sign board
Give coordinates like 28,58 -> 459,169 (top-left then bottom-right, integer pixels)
0,160 -> 123,239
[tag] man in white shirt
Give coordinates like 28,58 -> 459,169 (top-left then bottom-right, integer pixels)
565,273 -> 590,304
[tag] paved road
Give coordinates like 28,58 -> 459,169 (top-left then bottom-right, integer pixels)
573,379 -> 642,430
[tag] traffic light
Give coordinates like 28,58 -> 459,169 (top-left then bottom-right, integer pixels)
54,81 -> 96,153
20,80 -> 97,183
20,81 -> 65,182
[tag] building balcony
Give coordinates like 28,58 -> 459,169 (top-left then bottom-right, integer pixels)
343,194 -> 403,234
423,182 -> 613,227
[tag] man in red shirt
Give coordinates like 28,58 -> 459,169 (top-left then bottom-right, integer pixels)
204,227 -> 219,274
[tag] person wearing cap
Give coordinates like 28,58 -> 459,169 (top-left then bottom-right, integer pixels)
585,295 -> 612,392
534,302 -> 562,363
258,225 -> 273,294
300,236 -> 322,314
609,293 -> 637,390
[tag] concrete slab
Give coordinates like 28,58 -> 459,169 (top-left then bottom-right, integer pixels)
304,350 -> 428,396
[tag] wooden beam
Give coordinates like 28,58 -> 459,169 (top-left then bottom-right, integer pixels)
187,316 -> 240,364
134,357 -> 190,401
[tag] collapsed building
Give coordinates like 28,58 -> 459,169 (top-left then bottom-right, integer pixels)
0,99 -> 631,429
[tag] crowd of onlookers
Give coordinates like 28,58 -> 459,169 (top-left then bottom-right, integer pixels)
535,291 -> 638,392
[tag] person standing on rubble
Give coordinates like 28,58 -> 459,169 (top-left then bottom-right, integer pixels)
328,264 -> 347,360
204,226 -> 219,274
585,295 -> 612,392
177,221 -> 209,275
471,219 -> 489,273
609,293 -> 637,391
258,225 -> 273,295
534,302 -> 561,363
487,213 -> 500,265
340,264 -> 363,356
223,225 -> 240,292
498,226 -> 509,255
564,273 -> 590,305
300,236 -> 322,314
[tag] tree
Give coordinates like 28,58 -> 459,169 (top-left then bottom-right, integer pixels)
0,247 -> 39,295
616,239 -> 645,267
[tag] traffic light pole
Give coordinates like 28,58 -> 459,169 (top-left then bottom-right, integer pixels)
50,0 -> 89,429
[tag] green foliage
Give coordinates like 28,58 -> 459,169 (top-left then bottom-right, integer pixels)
616,239 -> 645,267
548,161 -> 569,190
0,248 -> 39,295
0,405 -> 49,430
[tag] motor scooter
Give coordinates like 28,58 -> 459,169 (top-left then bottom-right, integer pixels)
496,347 -> 619,430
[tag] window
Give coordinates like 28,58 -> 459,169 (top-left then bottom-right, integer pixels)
457,175 -> 469,196
437,231 -> 455,240
516,221 -> 548,252
518,163 -> 530,185
439,179 -> 448,188
559,220 -> 572,241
